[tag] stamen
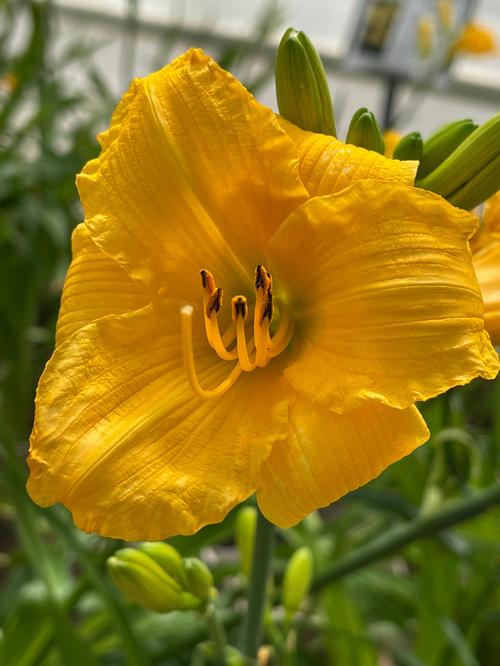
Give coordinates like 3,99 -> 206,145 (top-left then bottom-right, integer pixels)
181,305 -> 242,399
200,272 -> 237,361
254,266 -> 274,368
182,267 -> 294,400
200,269 -> 217,346
232,296 -> 256,372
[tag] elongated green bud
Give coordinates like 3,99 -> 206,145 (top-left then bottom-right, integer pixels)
393,132 -> 423,161
108,549 -> 200,613
417,119 -> 477,179
182,557 -> 213,602
448,151 -> 500,210
235,505 -> 257,577
140,542 -> 186,586
418,113 -> 500,197
346,108 -> 385,154
282,546 -> 314,616
276,27 -> 336,136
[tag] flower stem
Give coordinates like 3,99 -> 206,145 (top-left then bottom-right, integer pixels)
204,604 -> 228,665
312,482 -> 500,591
241,507 -> 275,659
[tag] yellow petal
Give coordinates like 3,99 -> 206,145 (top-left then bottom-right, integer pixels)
269,181 -> 499,413
470,193 -> 500,254
78,49 -> 307,296
473,239 -> 500,345
484,191 -> 500,234
257,398 -> 429,527
279,118 -> 417,197
55,224 -> 150,347
27,301 -> 291,540
97,78 -> 142,152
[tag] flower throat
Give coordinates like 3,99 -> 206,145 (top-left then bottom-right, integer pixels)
181,265 -> 293,399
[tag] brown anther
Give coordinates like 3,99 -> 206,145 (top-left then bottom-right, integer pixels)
206,287 -> 223,317
200,269 -> 216,294
261,286 -> 273,323
231,295 -> 248,321
255,265 -> 272,292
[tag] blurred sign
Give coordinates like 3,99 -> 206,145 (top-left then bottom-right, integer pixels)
346,0 -> 476,79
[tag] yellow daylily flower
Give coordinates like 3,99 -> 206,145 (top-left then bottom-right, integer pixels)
417,15 -> 436,59
472,193 -> 500,344
27,50 -> 499,540
453,22 -> 496,56
383,129 -> 402,159
437,0 -> 454,31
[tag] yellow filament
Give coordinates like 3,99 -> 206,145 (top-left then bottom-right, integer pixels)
254,318 -> 270,368
235,316 -> 256,372
221,323 -> 236,347
208,312 -> 238,361
268,303 -> 294,358
202,293 -> 214,347
181,305 -> 242,399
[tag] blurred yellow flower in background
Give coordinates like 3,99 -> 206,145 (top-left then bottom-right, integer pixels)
417,15 -> 436,59
437,0 -> 454,31
454,22 -> 496,55
383,129 -> 402,158
26,50 -> 499,540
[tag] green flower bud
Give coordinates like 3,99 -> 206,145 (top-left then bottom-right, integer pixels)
346,108 -> 385,154
418,113 -> 500,199
235,505 -> 257,577
140,542 -> 186,586
282,546 -> 314,616
417,119 -> 477,179
108,549 -> 200,613
447,151 -> 500,211
393,132 -> 424,161
275,27 -> 336,136
182,557 -> 214,602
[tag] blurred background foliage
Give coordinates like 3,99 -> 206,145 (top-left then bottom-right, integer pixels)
0,1 -> 499,664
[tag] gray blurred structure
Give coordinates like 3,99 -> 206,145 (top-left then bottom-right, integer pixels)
53,0 -> 500,137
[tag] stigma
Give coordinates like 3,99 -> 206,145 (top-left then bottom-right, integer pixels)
181,266 -> 293,399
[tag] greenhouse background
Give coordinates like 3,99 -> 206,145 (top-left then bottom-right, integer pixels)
1,0 -> 500,664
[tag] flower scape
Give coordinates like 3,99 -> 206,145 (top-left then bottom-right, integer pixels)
27,49 -> 499,541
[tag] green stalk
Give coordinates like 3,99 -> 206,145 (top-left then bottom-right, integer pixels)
241,508 -> 275,659
312,484 -> 500,591
204,604 -> 228,665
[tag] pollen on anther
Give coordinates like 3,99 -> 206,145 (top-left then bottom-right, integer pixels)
232,295 -> 248,320
261,287 -> 273,322
200,268 -> 216,293
206,287 -> 223,317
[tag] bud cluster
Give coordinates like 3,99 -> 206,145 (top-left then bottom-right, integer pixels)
417,114 -> 500,210
107,542 -> 214,614
275,25 -> 500,212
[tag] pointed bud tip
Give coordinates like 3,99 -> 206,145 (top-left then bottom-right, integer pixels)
275,27 -> 336,136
